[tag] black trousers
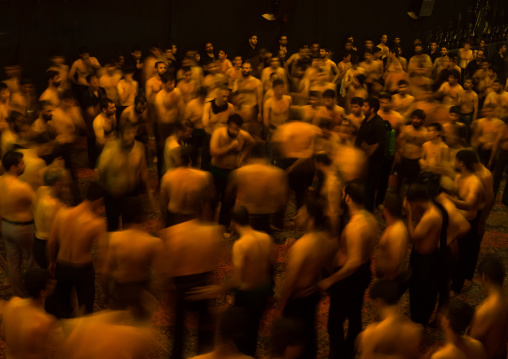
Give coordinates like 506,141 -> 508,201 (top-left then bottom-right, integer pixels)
375,156 -> 394,207
109,280 -> 149,320
451,214 -> 481,293
397,157 -> 421,193
249,213 -> 271,234
172,272 -> 214,359
365,160 -> 383,212
284,291 -> 321,359
155,122 -> 177,178
103,190 -> 141,231
201,132 -> 212,171
493,149 -> 508,204
409,250 -> 440,326
328,261 -> 372,359
189,128 -> 204,168
49,262 -> 95,319
276,158 -> 315,210
210,166 -> 235,228
233,283 -> 272,357
33,236 -> 47,269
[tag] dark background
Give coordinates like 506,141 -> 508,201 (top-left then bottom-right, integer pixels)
0,0 -> 506,92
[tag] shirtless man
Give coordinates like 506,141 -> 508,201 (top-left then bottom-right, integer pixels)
119,94 -> 150,150
116,65 -> 138,108
473,103 -> 504,165
145,61 -> 166,107
226,55 -> 242,89
160,150 -> 215,226
226,143 -> 288,233
319,181 -> 378,359
375,194 -> 409,281
33,167 -> 66,269
313,89 -> 345,129
319,46 -> 339,83
299,91 -> 322,124
154,71 -> 185,177
359,50 -> 382,90
217,49 -> 233,75
69,47 -> 101,86
484,79 -> 508,119
93,98 -> 117,151
489,121 -> 508,205
261,56 -> 288,93
421,122 -> 450,174
0,82 -> 11,132
392,79 -> 415,115
47,182 -> 106,318
97,121 -> 151,231
163,120 -> 193,173
378,92 -> 404,135
264,79 -> 292,160
210,114 -> 254,228
358,280 -> 422,359
431,300 -> 487,359
438,70 -> 463,106
39,70 -> 62,107
184,87 -> 207,165
102,198 -> 164,319
345,96 -> 364,132
405,184 -> 444,326
470,257 -> 508,359
397,109 -> 429,193
232,62 -> 263,137
202,61 -> 227,100
377,34 -> 389,59
160,214 -> 223,359
443,106 -> 467,151
177,66 -> 197,104
99,63 -> 120,106
0,150 -> 35,297
279,198 -> 336,359
0,269 -> 59,359
441,150 -> 484,294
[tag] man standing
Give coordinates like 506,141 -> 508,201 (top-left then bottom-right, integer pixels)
0,150 -> 35,297
210,114 -> 254,229
319,181 -> 378,359
354,97 -> 386,211
39,70 -> 62,107
232,62 -> 263,137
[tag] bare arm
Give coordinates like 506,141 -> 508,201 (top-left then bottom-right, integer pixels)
278,243 -> 306,311
263,98 -> 271,128
68,62 -> 78,84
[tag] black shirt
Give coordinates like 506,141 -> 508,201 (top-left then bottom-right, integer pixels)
80,87 -> 107,109
355,114 -> 386,163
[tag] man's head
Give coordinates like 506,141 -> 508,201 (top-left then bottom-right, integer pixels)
295,197 -> 327,231
241,62 -> 252,78
410,109 -> 426,128
204,42 -> 214,54
119,120 -> 137,148
369,279 -> 402,315
270,56 -> 280,69
380,34 -> 388,44
394,36 -> 401,46
449,106 -> 460,123
226,114 -> 243,139
383,193 -> 402,220
397,79 -> 409,95
362,97 -> 380,117
440,45 -> 448,57
428,122 -> 442,141
279,35 -> 288,46
492,79 -> 503,94
84,181 -> 104,208
177,120 -> 194,142
463,77 -> 473,90
430,41 -> 437,52
86,74 -> 99,90
46,70 -> 61,88
100,98 -> 116,117
216,86 -> 231,107
448,70 -> 460,85
483,103 -> 496,118
134,95 -> 147,114
476,49 -> 485,61
121,64 -> 136,77
155,61 -> 167,76
218,49 -> 227,60
343,180 -> 366,209
131,47 -> 142,61
311,41 -> 320,54
350,97 -> 364,116
440,299 -> 475,335
39,100 -> 54,123
414,43 -> 423,55
2,150 -> 25,175
372,46 -> 382,60
364,40 -> 374,50
478,256 -> 504,287
23,268 -> 53,300
0,82 -> 10,103
78,46 -> 90,60
233,55 -> 242,68
497,43 -> 507,55
161,71 -> 175,91
43,167 -> 67,196
378,92 -> 392,112
272,79 -> 285,98
455,149 -> 478,173
249,35 -> 258,47
230,205 -> 250,231
406,184 -> 432,210
270,318 -> 305,359
363,50 -> 372,62
322,89 -> 336,109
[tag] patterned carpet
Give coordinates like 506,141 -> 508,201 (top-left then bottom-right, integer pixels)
0,137 -> 507,358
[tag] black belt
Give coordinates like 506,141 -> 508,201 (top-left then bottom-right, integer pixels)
2,218 -> 34,226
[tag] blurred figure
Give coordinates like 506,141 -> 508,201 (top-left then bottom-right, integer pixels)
2,64 -> 22,94
0,269 -> 58,359
0,150 -> 35,297
69,47 -> 101,86
358,280 -> 422,359
473,103 -> 504,166
102,197 -> 164,320
232,62 -> 263,137
39,70 -> 62,107
489,121 -> 508,205
93,98 -> 117,152
430,299 -> 486,359
163,120 -> 193,174
47,182 -> 106,318
268,318 -> 305,359
99,62 -> 120,106
470,257 -> 508,359
0,82 -> 10,130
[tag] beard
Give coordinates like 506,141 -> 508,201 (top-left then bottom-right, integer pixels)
227,130 -> 238,139
413,122 -> 421,129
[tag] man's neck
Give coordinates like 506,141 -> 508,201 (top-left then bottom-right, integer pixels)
275,94 -> 283,101
385,215 -> 400,227
7,170 -> 18,178
460,169 -> 474,177
237,225 -> 254,237
431,137 -> 441,144
348,203 -> 364,217
379,305 -> 400,321
486,283 -> 503,296
365,113 -> 375,122
443,327 -> 464,346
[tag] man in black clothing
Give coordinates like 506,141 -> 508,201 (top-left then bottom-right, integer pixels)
241,35 -> 260,76
465,49 -> 485,79
123,47 -> 143,84
355,97 -> 387,212
200,42 -> 216,67
490,43 -> 507,80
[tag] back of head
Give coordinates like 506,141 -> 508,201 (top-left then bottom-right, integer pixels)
227,113 -> 243,127
369,279 -> 403,305
449,106 -> 461,115
305,196 -> 327,229
2,150 -> 23,172
445,299 -> 474,335
343,180 -> 366,206
272,79 -> 284,88
322,89 -> 336,99
428,122 -> 442,132
478,256 -> 504,286
161,71 -> 174,84
456,149 -> 478,172
411,109 -> 426,121
351,97 -> 364,107
364,97 -> 380,113
383,193 -> 402,217
43,167 -> 66,186
230,205 -> 250,226
249,142 -> 266,159
122,197 -> 146,225
85,181 -> 104,202
406,184 -> 431,202
23,268 -> 50,299
270,318 -> 305,357
218,307 -> 250,343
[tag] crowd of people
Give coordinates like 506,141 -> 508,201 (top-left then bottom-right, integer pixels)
0,32 -> 507,359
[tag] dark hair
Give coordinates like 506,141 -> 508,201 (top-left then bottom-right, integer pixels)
309,91 -> 320,98
270,318 -> 305,357
196,86 -> 207,98
355,74 -> 366,85
398,79 -> 409,86
43,167 -> 66,186
478,256 -> 504,286
78,46 -> 90,55
272,79 -> 284,88
315,153 -> 332,166
383,193 -> 402,217
318,118 -> 333,130
456,149 -> 478,172
372,46 -> 382,54
369,279 -> 403,305
121,64 -> 136,74
155,61 -> 166,69
305,197 -> 327,229
350,54 -> 360,65
100,98 -> 114,111
428,122 -> 442,132
406,184 -> 431,202
134,95 -> 147,106
364,49 -> 373,55
322,89 -> 336,99
231,205 -> 250,226
343,180 -> 366,205
60,90 -> 75,101
445,299 -> 475,335
411,109 -> 426,120
119,120 -> 136,136
449,69 -> 460,80
39,100 -> 53,110
449,106 -> 461,115
122,197 -> 145,225
227,113 -> 243,127
2,150 -> 23,172
351,97 -> 364,106
378,92 -> 392,101
161,71 -> 175,84
85,181 -> 104,202
218,307 -> 250,343
493,79 -> 503,85
250,142 -> 266,159
363,97 -> 380,113
0,82 -> 8,92
23,268 -> 50,299
46,70 -> 59,82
